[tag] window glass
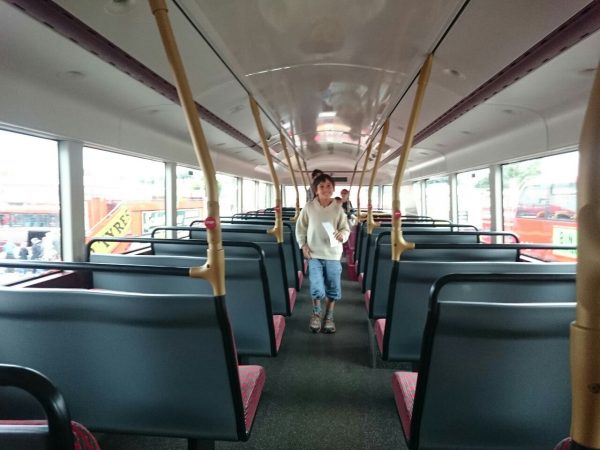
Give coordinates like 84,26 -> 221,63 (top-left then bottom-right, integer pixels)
382,185 -> 392,211
83,148 -> 165,253
401,183 -> 419,216
257,181 -> 269,210
425,176 -> 450,220
283,185 -> 304,208
242,179 -> 257,212
356,186 -> 380,211
412,182 -> 423,216
457,168 -> 490,229
217,173 -> 239,215
0,130 -> 60,284
502,151 -> 578,261
176,166 -> 205,226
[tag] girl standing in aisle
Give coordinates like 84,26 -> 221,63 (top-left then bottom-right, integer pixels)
296,173 -> 350,333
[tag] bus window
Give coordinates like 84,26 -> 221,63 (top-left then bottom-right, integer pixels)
503,152 -> 578,262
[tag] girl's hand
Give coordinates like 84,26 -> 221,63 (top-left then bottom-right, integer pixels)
334,231 -> 344,242
302,244 -> 312,259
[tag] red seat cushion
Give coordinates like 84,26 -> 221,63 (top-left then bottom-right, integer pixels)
0,420 -> 100,449
374,318 -> 386,354
288,288 -> 297,313
297,271 -> 304,289
272,315 -> 286,352
347,262 -> 358,281
364,290 -> 371,312
392,371 -> 418,441
238,365 -> 266,433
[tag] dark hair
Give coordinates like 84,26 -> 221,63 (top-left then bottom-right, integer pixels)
311,173 -> 335,194
311,169 -> 324,179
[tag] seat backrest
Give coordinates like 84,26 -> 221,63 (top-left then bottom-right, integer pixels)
152,236 -> 292,315
0,287 -> 248,441
384,261 -> 576,363
206,223 -> 300,291
412,295 -> 575,449
362,230 -> 481,292
368,239 -> 520,319
90,253 -> 277,357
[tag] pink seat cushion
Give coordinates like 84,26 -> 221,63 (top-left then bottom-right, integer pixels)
288,288 -> 297,312
272,315 -> 286,352
297,271 -> 303,289
0,420 -> 100,449
374,318 -> 386,354
358,272 -> 363,285
347,263 -> 358,281
364,290 -> 371,312
238,365 -> 266,433
392,371 -> 418,441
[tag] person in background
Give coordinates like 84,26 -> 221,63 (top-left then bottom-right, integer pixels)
296,173 -> 350,333
18,242 -> 29,273
340,189 -> 356,225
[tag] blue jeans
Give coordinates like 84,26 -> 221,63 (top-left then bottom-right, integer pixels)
308,259 -> 342,301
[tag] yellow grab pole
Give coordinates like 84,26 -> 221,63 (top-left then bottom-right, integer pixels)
303,159 -> 311,192
149,0 -> 224,295
356,142 -> 373,222
570,60 -> 600,449
367,119 -> 389,234
349,149 -> 360,191
249,97 -> 283,243
295,148 -> 308,191
392,54 -> 433,261
280,132 -> 300,221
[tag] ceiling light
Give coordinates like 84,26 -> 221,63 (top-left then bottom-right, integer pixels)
442,68 -> 466,79
318,111 -> 336,118
229,104 -> 245,114
58,70 -> 86,80
104,0 -> 137,15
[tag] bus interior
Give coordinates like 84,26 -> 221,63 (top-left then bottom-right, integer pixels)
0,1 -> 599,449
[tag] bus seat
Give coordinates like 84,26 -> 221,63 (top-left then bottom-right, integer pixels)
394,291 -> 575,449
0,287 -> 265,445
382,262 -> 575,364
154,229 -> 295,316
90,253 -> 283,357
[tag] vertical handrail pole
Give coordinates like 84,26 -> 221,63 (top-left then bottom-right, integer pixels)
367,119 -> 389,234
349,149 -> 361,191
249,97 -> 283,243
356,142 -> 373,222
149,0 -> 224,295
294,148 -> 309,198
392,54 -> 433,261
303,159 -> 311,192
295,152 -> 308,187
570,60 -> 600,450
280,132 -> 300,220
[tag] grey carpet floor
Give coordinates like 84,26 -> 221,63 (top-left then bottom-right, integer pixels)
97,265 -> 410,450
